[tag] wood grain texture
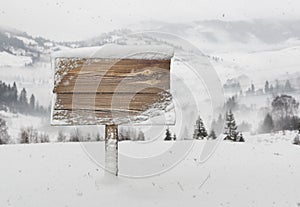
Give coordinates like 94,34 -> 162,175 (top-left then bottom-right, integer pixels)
52,57 -> 173,125
55,91 -> 171,111
54,59 -> 170,93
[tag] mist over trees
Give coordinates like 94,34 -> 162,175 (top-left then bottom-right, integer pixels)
257,94 -> 299,133
271,94 -> 299,131
0,80 -> 48,115
19,127 -> 49,144
119,127 -> 145,141
211,114 -> 225,135
259,113 -> 275,133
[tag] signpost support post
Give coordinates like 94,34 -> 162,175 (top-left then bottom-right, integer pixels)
105,125 -> 118,176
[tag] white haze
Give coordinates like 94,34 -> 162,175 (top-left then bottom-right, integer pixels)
1,0 -> 300,41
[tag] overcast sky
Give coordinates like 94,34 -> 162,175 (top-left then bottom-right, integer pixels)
1,0 -> 300,41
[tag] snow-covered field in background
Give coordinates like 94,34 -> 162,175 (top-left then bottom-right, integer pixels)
0,52 -> 32,68
0,133 -> 299,207
211,46 -> 300,88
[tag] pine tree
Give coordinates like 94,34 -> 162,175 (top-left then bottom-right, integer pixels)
284,80 -> 293,92
293,134 -> 300,145
86,133 -> 92,141
251,83 -> 255,93
57,130 -> 66,142
236,132 -> 245,142
19,88 -> 28,104
193,116 -> 208,139
96,133 -> 102,141
224,110 -> 238,141
208,130 -> 217,140
173,133 -> 177,141
260,113 -> 274,133
12,82 -> 18,103
164,128 -> 172,141
0,118 -> 10,144
264,81 -> 269,94
137,130 -> 145,141
29,94 -> 35,110
20,128 -> 29,144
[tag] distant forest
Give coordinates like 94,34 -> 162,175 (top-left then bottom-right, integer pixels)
0,80 -> 48,116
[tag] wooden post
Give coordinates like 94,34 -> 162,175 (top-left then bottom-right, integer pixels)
105,125 -> 118,176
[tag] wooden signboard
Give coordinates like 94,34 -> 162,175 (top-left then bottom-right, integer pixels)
51,44 -> 174,175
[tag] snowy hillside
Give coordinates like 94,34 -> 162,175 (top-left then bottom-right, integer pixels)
0,26 -> 70,67
1,20 -> 300,141
0,134 -> 300,207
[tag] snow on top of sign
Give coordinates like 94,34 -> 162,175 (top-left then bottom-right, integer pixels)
52,44 -> 174,60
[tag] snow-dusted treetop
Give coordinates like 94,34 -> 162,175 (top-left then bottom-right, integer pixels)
52,44 -> 174,60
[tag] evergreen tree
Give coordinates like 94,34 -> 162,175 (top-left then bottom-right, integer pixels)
20,128 -> 29,144
236,132 -> 245,142
264,81 -> 269,94
165,128 -> 172,141
193,116 -> 208,139
19,88 -> 28,104
173,133 -> 177,141
293,134 -> 300,145
260,113 -> 274,133
12,82 -> 18,103
224,110 -> 238,141
86,133 -> 91,142
0,118 -> 10,144
137,130 -> 145,141
251,83 -> 255,93
29,94 -> 35,110
96,133 -> 102,141
208,130 -> 217,140
57,130 -> 66,142
284,80 -> 293,92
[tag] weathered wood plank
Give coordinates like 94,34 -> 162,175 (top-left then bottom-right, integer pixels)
55,91 -> 171,111
54,59 -> 170,93
54,69 -> 170,93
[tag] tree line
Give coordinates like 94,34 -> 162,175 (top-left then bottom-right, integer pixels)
0,80 -> 48,115
259,94 -> 299,133
164,110 -> 245,142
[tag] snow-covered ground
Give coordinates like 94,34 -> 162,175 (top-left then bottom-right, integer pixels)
211,45 -> 300,88
0,133 -> 299,207
0,52 -> 32,68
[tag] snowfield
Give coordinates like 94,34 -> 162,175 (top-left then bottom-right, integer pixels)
0,52 -> 32,68
0,134 -> 300,207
